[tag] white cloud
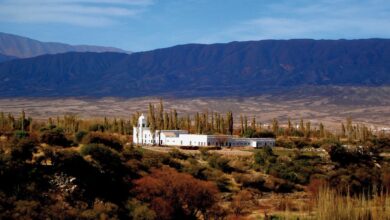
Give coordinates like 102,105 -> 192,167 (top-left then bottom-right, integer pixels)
0,0 -> 154,27
197,0 -> 390,43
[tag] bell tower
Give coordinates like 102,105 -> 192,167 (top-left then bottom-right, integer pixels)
133,114 -> 148,144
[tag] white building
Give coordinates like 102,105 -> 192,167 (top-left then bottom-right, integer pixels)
133,114 -> 275,148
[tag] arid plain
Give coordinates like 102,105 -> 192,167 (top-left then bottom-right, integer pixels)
1,90 -> 389,132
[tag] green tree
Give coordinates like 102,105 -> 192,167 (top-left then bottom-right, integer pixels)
319,123 -> 325,138
299,118 -> 305,134
227,111 -> 233,135
251,116 -> 256,131
272,118 -> 279,136
240,115 -> 244,135
305,121 -> 311,138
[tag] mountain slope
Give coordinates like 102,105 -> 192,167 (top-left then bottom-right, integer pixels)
0,39 -> 389,97
0,52 -> 129,96
0,32 -> 129,58
0,53 -> 17,63
103,39 -> 390,96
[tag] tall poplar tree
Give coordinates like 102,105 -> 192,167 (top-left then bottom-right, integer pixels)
251,116 -> 256,130
305,121 -> 311,138
158,99 -> 164,129
227,111 -> 233,135
272,118 -> 279,136
240,115 -> 244,135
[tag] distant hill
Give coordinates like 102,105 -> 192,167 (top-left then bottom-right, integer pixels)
0,53 -> 16,63
0,39 -> 389,97
0,32 -> 129,58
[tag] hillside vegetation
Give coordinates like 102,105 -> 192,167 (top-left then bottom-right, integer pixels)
0,104 -> 389,219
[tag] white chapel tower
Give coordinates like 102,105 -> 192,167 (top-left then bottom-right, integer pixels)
133,114 -> 148,144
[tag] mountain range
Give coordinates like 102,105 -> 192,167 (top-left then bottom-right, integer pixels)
0,37 -> 389,98
0,32 -> 128,59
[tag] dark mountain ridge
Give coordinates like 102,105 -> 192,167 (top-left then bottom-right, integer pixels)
0,39 -> 389,97
0,32 -> 129,58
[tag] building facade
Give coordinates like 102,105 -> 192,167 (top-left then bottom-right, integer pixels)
133,114 -> 275,147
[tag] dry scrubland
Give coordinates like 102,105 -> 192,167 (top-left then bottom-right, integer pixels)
0,95 -> 389,130
0,106 -> 389,219
1,94 -> 390,219
144,146 -> 390,219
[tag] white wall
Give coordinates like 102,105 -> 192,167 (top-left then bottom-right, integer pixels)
179,134 -> 208,146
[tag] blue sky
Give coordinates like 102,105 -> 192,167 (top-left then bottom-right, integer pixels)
0,0 -> 389,52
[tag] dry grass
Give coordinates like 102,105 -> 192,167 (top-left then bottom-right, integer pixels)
315,187 -> 390,220
234,187 -> 390,219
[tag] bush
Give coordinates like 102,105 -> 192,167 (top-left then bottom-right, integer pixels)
183,160 -> 208,180
276,139 -> 294,148
203,169 -> 231,192
10,138 -> 37,161
242,128 -> 256,138
83,132 -> 122,151
88,124 -> 105,132
74,131 -> 88,143
233,172 -> 267,191
123,146 -> 143,160
127,199 -> 156,220
80,144 -> 123,173
51,150 -> 92,176
243,129 -> 276,138
293,139 -> 310,149
207,154 -> 233,173
180,146 -> 199,150
253,131 -> 276,138
162,157 -> 183,170
275,181 -> 295,193
169,149 -> 189,160
13,130 -> 29,139
254,146 -> 275,166
133,166 -> 219,220
40,128 -> 71,147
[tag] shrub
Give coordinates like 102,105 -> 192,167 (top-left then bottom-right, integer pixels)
242,128 -> 256,138
122,146 -> 143,160
13,130 -> 29,139
74,131 -> 88,143
127,199 -> 156,220
243,129 -> 276,138
203,169 -> 231,192
230,190 -> 257,216
169,149 -> 188,160
80,144 -> 123,173
183,160 -> 208,180
88,124 -> 105,132
162,157 -> 183,170
40,128 -> 71,147
276,181 -> 295,193
133,166 -> 219,220
253,131 -> 276,138
276,139 -> 294,148
10,138 -> 37,161
51,150 -> 91,176
293,139 -> 310,149
83,132 -> 122,151
180,146 -> 199,150
254,146 -> 275,167
207,154 -> 233,173
233,172 -> 267,191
